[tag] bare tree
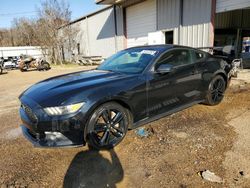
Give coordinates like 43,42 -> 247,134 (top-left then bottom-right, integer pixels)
0,28 -> 16,46
0,0 -> 79,64
0,29 -> 10,46
0,18 -> 39,47
11,18 -> 39,46
58,22 -> 80,62
36,0 -> 73,64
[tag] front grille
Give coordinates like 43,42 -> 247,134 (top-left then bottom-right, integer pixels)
21,104 -> 38,124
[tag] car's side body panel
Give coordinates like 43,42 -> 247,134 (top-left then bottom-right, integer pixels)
133,99 -> 204,129
146,62 -> 200,118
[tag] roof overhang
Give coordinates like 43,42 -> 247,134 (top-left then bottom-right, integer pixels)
95,0 -> 146,7
95,0 -> 125,4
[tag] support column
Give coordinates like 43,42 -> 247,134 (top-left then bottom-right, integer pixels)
210,0 -> 216,47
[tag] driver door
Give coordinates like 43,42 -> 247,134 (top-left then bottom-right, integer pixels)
147,48 -> 201,117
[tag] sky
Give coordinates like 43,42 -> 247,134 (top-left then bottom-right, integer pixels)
0,0 -> 104,29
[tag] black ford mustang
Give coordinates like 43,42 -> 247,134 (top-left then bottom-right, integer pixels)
19,45 -> 232,149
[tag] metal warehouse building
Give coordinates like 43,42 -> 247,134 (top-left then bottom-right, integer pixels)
60,0 -> 250,60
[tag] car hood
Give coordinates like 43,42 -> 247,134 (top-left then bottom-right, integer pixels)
20,69 -> 133,107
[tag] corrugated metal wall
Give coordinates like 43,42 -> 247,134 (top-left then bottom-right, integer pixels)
59,20 -> 89,60
180,0 -> 212,48
216,0 -> 250,13
157,0 -> 180,30
156,0 -> 212,48
126,0 -> 157,47
157,0 -> 180,44
60,7 -> 119,60
87,8 -> 116,57
74,20 -> 89,56
215,9 -> 250,29
115,6 -> 125,51
61,0 -> 215,59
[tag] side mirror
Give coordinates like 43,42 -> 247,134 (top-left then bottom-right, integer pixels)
156,64 -> 174,74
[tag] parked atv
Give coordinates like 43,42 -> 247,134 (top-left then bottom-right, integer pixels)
19,56 -> 50,72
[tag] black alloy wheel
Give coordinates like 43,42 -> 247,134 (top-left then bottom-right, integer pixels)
86,102 -> 129,150
205,75 -> 226,106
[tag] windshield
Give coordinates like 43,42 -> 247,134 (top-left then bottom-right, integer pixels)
97,48 -> 159,74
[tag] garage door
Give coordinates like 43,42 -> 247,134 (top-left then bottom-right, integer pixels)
216,0 -> 250,13
126,0 -> 157,48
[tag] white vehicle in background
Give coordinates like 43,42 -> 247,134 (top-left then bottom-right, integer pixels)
1,57 -> 19,70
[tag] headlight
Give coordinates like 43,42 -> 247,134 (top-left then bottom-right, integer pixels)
44,102 -> 85,116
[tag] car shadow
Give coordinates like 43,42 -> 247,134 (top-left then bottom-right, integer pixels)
63,148 -> 124,188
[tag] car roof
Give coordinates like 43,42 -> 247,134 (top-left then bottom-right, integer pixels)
127,44 -> 196,52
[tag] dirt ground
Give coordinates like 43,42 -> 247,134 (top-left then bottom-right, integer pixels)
0,67 -> 250,188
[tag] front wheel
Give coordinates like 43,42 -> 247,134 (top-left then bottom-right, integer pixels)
86,102 -> 130,150
204,75 -> 226,106
20,64 -> 28,72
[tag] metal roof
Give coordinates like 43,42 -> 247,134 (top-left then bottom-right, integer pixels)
96,0 -> 123,4
59,5 -> 113,28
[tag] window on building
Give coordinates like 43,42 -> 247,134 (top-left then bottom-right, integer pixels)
77,43 -> 80,55
165,31 -> 174,44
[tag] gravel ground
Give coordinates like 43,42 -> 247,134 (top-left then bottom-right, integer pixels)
0,67 -> 250,188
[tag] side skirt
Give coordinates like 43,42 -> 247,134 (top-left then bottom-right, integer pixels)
131,100 -> 204,129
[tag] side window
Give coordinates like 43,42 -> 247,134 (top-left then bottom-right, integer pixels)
157,49 -> 192,68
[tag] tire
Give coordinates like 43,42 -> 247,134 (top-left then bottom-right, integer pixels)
0,66 -> 3,74
42,62 -> 50,71
20,64 -> 28,72
204,75 -> 226,106
232,71 -> 238,78
86,102 -> 130,150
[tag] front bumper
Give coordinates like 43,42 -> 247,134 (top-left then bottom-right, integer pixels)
19,96 -> 87,148
21,126 -> 84,148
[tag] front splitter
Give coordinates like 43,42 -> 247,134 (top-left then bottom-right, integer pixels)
21,126 -> 85,148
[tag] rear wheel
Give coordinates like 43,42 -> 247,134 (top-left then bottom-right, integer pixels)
41,62 -> 50,71
204,75 -> 226,106
86,102 -> 130,150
